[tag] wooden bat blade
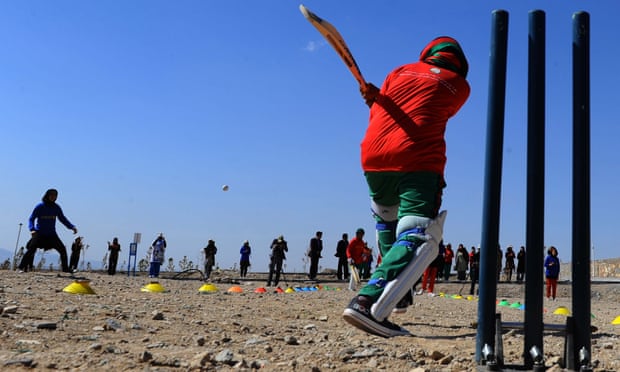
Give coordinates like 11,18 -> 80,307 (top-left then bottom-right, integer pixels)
299,4 -> 366,88
349,264 -> 361,285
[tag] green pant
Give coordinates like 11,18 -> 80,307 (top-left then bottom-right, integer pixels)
359,171 -> 444,301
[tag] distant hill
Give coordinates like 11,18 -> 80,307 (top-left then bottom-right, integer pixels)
0,248 -> 13,262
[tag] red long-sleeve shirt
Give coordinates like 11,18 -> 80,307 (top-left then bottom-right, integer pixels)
346,237 -> 365,265
361,61 -> 470,174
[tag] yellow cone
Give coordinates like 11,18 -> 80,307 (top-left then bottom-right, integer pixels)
141,282 -> 166,293
285,287 -> 295,293
198,283 -> 219,293
553,306 -> 570,316
612,315 -> 620,325
63,280 -> 96,295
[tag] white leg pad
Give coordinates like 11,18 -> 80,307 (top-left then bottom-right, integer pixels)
371,211 -> 447,321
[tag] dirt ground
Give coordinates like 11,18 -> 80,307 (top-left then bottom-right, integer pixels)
0,269 -> 618,371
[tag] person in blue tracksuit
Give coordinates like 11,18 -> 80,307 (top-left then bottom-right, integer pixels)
18,188 -> 78,273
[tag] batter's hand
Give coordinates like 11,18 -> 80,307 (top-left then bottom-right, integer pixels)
360,83 -> 380,107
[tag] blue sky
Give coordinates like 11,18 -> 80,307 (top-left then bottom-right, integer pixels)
1,1 -> 618,273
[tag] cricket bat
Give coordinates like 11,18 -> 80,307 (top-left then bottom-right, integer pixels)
299,4 -> 366,89
349,263 -> 361,286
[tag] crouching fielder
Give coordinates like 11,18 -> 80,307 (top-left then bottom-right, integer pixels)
342,36 -> 470,338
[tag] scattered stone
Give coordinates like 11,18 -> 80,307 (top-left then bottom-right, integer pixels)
352,348 -> 380,358
4,358 -> 35,367
194,335 -> 206,346
429,350 -> 445,360
36,321 -> 57,330
284,336 -> 299,345
214,348 -> 235,364
140,351 -> 153,362
151,311 -> 164,320
3,305 -> 18,314
16,339 -> 41,346
105,319 -> 122,331
245,337 -> 264,346
439,355 -> 454,365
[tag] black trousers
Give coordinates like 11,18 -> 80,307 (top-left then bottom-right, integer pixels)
309,256 -> 319,279
19,233 -> 69,272
108,252 -> 119,275
267,257 -> 283,286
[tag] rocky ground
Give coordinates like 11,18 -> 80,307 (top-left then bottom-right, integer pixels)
0,269 -> 618,371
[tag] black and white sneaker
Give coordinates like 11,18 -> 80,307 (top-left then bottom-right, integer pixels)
343,296 -> 410,338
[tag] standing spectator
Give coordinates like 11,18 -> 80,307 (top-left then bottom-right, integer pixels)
69,236 -> 83,272
267,235 -> 288,287
516,246 -> 526,283
342,36 -> 470,338
308,231 -> 323,280
360,243 -> 374,279
418,249 -> 443,296
455,244 -> 469,281
442,243 -> 454,281
346,228 -> 366,291
468,246 -> 476,279
544,246 -> 560,300
149,233 -> 166,278
335,233 -> 350,281
496,245 -> 503,282
203,239 -> 218,280
107,237 -> 121,275
504,246 -> 516,282
18,188 -> 78,273
239,240 -> 251,278
469,247 -> 480,295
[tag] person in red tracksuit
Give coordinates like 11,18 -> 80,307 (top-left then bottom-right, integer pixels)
442,243 -> 454,281
346,228 -> 366,290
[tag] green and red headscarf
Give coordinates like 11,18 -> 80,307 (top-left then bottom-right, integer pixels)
419,36 -> 469,78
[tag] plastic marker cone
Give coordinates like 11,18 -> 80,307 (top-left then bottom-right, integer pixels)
466,295 -> 474,301
63,280 -> 96,295
141,282 -> 166,293
612,315 -> 620,325
518,304 -> 526,310
553,306 -> 570,316
498,299 -> 510,307
510,302 -> 522,308
227,286 -> 243,293
452,294 -> 463,299
275,287 -> 284,293
198,283 -> 219,293
254,287 -> 267,293
285,287 -> 295,293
